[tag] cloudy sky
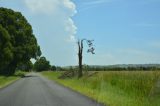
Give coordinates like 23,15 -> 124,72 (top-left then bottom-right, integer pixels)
1,0 -> 160,66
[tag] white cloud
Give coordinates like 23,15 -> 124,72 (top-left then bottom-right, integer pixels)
65,18 -> 77,42
24,0 -> 59,14
63,0 -> 77,15
24,0 -> 77,66
25,0 -> 76,15
25,0 -> 77,42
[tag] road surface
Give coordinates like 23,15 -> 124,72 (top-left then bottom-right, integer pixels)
0,73 -> 104,106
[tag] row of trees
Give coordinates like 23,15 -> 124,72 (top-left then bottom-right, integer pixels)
17,57 -> 56,72
82,66 -> 160,71
34,57 -> 56,71
58,65 -> 160,72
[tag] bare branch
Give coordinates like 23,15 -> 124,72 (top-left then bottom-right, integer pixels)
87,47 -> 95,54
77,38 -> 95,78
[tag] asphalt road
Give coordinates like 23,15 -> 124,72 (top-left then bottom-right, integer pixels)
0,73 -> 104,106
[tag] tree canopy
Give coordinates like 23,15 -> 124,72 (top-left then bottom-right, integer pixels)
16,61 -> 33,72
34,57 -> 51,72
0,7 -> 41,75
0,25 -> 13,72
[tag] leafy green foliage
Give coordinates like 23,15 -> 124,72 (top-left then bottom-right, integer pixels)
0,25 -> 13,71
16,61 -> 33,72
50,65 -> 56,71
34,57 -> 51,72
0,7 -> 41,75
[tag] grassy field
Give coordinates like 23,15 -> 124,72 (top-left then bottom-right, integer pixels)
42,71 -> 160,106
0,71 -> 26,88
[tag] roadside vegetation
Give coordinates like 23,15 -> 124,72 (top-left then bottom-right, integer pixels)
0,71 -> 26,88
42,71 -> 160,106
0,8 -> 42,88
0,7 -> 41,75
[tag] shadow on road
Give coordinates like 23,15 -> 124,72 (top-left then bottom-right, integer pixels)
21,75 -> 37,78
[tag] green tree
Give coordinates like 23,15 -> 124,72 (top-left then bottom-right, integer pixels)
0,25 -> 13,74
50,65 -> 56,71
34,57 -> 51,72
16,61 -> 33,72
0,7 -> 41,75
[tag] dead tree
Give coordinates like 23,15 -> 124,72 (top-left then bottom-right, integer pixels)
77,39 -> 95,78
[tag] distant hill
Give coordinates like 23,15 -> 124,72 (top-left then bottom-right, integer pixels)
61,64 -> 160,71
90,64 -> 160,68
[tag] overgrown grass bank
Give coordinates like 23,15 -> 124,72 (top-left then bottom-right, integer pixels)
0,71 -> 26,88
42,71 -> 160,106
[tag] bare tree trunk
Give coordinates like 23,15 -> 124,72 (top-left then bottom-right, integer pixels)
77,39 -> 94,78
78,40 -> 83,78
78,54 -> 82,78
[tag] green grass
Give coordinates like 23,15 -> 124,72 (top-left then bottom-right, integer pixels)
41,71 -> 160,106
0,71 -> 26,88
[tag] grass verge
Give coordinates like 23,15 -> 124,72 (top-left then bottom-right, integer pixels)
0,71 -> 26,88
41,71 -> 160,106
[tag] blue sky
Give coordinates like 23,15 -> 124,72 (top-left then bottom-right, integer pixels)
1,0 -> 160,66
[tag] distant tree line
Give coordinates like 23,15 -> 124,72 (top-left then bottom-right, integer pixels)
16,56 -> 57,72
58,65 -> 160,72
33,56 -> 56,72
83,66 -> 160,71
